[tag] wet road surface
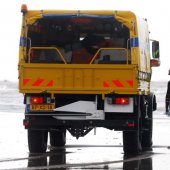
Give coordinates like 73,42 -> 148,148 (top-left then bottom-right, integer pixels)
0,111 -> 170,169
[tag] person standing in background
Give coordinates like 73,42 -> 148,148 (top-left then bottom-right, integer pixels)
166,70 -> 170,114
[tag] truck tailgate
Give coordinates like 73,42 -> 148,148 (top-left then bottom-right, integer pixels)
19,64 -> 138,94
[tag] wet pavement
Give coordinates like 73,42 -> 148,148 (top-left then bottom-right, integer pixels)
0,80 -> 169,169
0,111 -> 170,170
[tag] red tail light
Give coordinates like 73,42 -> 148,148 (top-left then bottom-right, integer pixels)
115,98 -> 129,105
23,119 -> 29,126
127,122 -> 134,127
30,97 -> 43,104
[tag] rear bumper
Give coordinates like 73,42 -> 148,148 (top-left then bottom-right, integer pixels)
23,115 -> 136,131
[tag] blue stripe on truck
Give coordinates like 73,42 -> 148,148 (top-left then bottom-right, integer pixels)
19,37 -> 27,47
130,37 -> 139,47
43,14 -> 114,20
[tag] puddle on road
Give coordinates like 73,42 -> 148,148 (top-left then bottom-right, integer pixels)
0,147 -> 158,170
0,146 -> 123,169
1,110 -> 170,169
1,147 -> 170,170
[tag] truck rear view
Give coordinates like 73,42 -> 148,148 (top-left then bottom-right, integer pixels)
18,4 -> 160,154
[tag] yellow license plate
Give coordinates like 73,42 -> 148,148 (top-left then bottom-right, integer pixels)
30,104 -> 54,111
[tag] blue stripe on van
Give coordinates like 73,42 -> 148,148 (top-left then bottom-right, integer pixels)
130,37 -> 139,47
20,37 -> 27,47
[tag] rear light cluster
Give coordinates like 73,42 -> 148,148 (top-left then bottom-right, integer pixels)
26,96 -> 52,104
115,98 -> 129,105
31,97 -> 43,104
107,97 -> 129,105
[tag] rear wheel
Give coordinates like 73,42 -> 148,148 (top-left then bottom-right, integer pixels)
28,130 -> 48,153
123,129 -> 142,155
50,129 -> 66,147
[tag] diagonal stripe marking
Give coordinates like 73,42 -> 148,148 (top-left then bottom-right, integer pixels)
112,80 -> 124,88
32,79 -> 44,86
103,81 -> 110,87
126,80 -> 133,87
46,80 -> 54,87
23,79 -> 30,86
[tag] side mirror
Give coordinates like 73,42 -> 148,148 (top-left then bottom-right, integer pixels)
150,59 -> 160,67
152,41 -> 160,59
151,40 -> 160,67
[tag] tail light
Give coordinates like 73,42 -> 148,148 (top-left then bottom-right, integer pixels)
26,96 -> 52,104
23,119 -> 29,126
115,98 -> 129,105
30,97 -> 44,104
127,122 -> 134,127
107,97 -> 129,105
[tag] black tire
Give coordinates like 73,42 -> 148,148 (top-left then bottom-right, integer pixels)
123,159 -> 140,170
140,158 -> 152,169
28,130 -> 48,153
142,94 -> 153,149
50,129 -> 66,147
49,148 -> 66,165
123,129 -> 142,155
28,153 -> 47,167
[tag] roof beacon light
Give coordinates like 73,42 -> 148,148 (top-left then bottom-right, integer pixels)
21,4 -> 28,13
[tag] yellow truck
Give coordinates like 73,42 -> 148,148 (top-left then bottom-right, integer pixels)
19,4 -> 160,154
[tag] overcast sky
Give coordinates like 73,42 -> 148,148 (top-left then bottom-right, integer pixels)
0,0 -> 169,81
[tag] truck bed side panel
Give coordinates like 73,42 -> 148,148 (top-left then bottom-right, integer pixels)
19,64 -> 138,94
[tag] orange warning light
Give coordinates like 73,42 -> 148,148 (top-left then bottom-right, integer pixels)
21,4 -> 28,13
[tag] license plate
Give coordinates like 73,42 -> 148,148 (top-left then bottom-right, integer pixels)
29,104 -> 54,111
